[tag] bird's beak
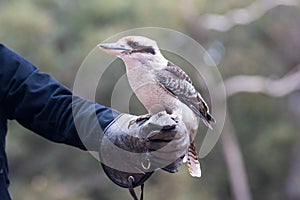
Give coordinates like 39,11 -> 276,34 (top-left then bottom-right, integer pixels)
97,43 -> 132,56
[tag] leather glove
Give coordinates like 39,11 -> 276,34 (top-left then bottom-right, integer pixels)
99,112 -> 189,174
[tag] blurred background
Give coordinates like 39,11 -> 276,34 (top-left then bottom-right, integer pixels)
1,0 -> 300,199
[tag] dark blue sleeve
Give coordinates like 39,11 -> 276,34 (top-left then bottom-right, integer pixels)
0,44 -> 120,150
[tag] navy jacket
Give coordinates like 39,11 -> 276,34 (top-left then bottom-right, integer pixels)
0,44 -> 119,199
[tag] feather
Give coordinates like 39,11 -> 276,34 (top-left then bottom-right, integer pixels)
155,60 -> 215,128
187,141 -> 201,177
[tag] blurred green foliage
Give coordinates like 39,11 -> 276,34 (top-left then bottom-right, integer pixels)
1,0 -> 300,199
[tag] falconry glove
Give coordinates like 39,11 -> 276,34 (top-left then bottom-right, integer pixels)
99,112 -> 189,200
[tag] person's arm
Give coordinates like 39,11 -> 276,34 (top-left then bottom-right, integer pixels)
0,44 -> 119,150
0,43 -> 192,200
0,44 -> 189,174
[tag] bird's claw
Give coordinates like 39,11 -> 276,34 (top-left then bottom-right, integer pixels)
169,113 -> 179,122
128,114 -> 152,129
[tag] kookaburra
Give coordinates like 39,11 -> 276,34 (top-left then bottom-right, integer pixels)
98,36 -> 215,177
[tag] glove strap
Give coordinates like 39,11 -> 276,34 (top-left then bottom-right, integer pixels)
128,176 -> 144,200
101,163 -> 153,200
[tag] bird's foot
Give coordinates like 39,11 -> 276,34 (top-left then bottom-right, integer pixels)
128,114 -> 152,129
156,111 -> 179,122
169,113 -> 179,123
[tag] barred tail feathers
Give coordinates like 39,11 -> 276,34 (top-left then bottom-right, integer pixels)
187,141 -> 201,177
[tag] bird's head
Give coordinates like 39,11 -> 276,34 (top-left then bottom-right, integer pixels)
98,36 -> 166,66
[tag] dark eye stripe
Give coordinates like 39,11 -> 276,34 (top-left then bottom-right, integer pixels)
127,40 -> 156,55
131,47 -> 156,55
141,47 -> 155,55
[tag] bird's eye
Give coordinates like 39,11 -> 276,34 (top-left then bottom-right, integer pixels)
132,42 -> 139,47
127,41 -> 139,48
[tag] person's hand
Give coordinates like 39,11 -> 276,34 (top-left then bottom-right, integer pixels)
99,112 -> 189,174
